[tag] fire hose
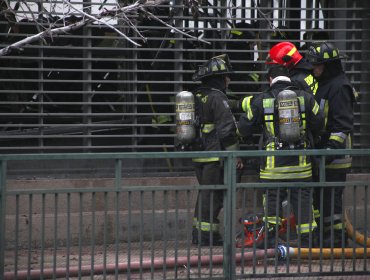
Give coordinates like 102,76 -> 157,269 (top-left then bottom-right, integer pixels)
344,208 -> 370,247
4,209 -> 369,279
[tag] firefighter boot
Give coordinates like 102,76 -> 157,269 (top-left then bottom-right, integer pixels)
192,228 -> 223,246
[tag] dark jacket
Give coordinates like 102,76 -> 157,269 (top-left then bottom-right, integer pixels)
289,59 -> 318,96
192,84 -> 239,162
238,77 -> 324,180
314,70 -> 356,171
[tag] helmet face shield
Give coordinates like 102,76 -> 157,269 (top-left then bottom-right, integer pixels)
192,54 -> 234,81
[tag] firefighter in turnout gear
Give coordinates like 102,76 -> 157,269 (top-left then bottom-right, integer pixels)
237,64 -> 324,248
307,41 -> 357,248
266,41 -> 318,96
226,22 -> 261,98
191,54 -> 243,246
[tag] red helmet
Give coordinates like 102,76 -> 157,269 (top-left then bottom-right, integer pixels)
266,42 -> 302,68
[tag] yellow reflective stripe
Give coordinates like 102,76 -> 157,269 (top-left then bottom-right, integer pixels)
193,217 -> 198,226
231,30 -> 243,36
329,135 -> 344,143
242,96 -> 254,120
194,221 -> 220,232
260,169 -> 312,180
263,216 -> 282,225
297,221 -> 317,234
313,209 -> 320,219
263,98 -> 275,109
329,132 -> 346,143
333,223 -> 344,230
326,162 -> 352,169
249,73 -> 260,82
212,64 -> 226,71
262,163 -> 312,173
320,99 -> 329,129
287,46 -> 297,56
265,115 -> 275,136
202,124 -> 215,133
192,157 -> 220,162
324,223 -> 345,232
266,142 -> 275,169
301,112 -> 306,130
312,101 -> 319,115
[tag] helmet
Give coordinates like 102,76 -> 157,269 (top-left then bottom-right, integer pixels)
229,22 -> 256,41
265,41 -> 302,68
307,41 -> 343,64
192,54 -> 233,81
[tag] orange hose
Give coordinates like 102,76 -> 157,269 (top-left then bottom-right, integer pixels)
290,247 -> 370,259
344,208 -> 370,247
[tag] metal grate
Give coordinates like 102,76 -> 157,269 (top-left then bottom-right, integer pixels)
0,0 -> 369,156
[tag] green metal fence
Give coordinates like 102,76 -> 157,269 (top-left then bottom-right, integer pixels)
1,149 -> 369,279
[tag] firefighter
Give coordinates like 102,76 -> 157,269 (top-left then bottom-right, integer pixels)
307,41 -> 357,248
226,22 -> 261,99
191,54 -> 243,246
237,64 -> 324,248
265,41 -> 318,96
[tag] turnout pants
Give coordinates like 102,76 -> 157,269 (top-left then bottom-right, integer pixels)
193,161 -> 224,231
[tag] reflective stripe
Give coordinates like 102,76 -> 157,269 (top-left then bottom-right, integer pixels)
329,132 -> 347,143
242,96 -> 254,120
265,115 -> 275,136
266,142 -> 275,169
263,216 -> 282,225
194,220 -> 220,232
326,157 -> 352,169
304,74 -> 318,95
297,221 -> 317,234
263,98 -> 275,113
231,30 -> 243,36
333,223 -> 344,230
262,163 -> 312,173
192,157 -> 220,162
313,209 -> 320,219
287,46 -> 297,56
301,112 -> 306,130
326,134 -> 352,169
312,101 -> 319,115
298,96 -> 305,112
319,99 -> 329,129
202,124 -> 215,133
260,169 -> 312,180
324,223 -> 344,231
249,73 -> 260,82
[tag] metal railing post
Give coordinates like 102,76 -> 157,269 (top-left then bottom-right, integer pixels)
0,159 -> 7,278
223,152 -> 237,279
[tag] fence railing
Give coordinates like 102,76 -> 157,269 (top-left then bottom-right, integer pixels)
1,149 -> 369,279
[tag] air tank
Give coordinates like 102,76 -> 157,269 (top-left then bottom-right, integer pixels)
175,91 -> 196,144
277,89 -> 301,144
